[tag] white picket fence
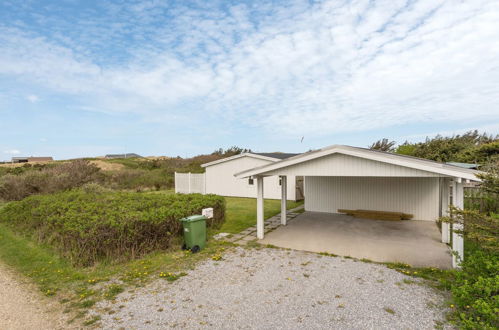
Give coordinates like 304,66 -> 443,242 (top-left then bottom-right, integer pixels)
174,172 -> 206,194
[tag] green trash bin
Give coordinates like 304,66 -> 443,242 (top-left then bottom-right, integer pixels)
179,215 -> 207,252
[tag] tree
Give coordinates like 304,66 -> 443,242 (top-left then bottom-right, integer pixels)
391,130 -> 498,163
212,146 -> 251,157
369,138 -> 396,152
394,142 -> 416,156
477,155 -> 499,195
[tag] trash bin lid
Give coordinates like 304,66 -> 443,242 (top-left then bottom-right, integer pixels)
179,215 -> 206,222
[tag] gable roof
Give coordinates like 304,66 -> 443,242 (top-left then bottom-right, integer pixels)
253,152 -> 300,160
201,152 -> 299,168
234,145 -> 483,181
201,153 -> 278,168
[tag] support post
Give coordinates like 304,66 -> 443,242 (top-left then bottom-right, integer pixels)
281,176 -> 287,226
441,178 -> 450,243
452,179 -> 464,268
256,176 -> 264,239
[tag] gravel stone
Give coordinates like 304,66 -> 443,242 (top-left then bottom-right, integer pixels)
94,248 -> 450,329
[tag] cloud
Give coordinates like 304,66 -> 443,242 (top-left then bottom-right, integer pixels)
0,0 -> 498,137
26,94 -> 39,103
400,123 -> 499,142
3,149 -> 20,155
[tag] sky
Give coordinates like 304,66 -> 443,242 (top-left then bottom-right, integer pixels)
1,0 -> 498,160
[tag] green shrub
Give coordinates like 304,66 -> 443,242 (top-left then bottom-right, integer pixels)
451,243 -> 499,329
0,160 -> 100,201
465,189 -> 499,215
442,208 -> 498,253
0,190 -> 225,266
98,169 -> 173,190
441,209 -> 499,328
0,163 -> 53,177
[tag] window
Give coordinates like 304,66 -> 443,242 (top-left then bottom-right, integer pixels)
248,178 -> 254,185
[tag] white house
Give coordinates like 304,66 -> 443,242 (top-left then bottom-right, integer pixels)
201,152 -> 303,200
235,145 -> 483,268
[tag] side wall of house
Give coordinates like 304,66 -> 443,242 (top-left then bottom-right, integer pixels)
304,176 -> 440,220
205,156 -> 296,200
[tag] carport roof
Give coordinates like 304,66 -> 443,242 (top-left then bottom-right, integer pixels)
234,145 -> 483,181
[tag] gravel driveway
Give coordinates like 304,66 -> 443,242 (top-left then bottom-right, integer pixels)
94,247 -> 449,329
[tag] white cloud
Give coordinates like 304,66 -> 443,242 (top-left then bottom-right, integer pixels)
26,94 -> 39,103
1,0 -> 499,136
400,123 -> 499,142
3,149 -> 20,155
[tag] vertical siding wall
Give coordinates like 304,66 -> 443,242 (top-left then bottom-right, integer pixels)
205,156 -> 296,200
304,176 -> 440,220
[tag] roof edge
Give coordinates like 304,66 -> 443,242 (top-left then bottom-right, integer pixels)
201,152 -> 279,168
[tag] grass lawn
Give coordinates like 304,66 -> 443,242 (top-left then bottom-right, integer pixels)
221,197 -> 303,233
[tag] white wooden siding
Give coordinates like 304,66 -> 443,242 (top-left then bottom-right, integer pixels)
304,176 -> 440,220
264,153 -> 442,177
205,156 -> 297,200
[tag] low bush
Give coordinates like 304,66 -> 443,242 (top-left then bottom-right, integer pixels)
0,190 -> 225,266
0,163 -> 52,177
451,243 -> 499,329
441,209 -> 499,328
0,160 -> 100,201
98,168 -> 173,191
465,189 -> 499,215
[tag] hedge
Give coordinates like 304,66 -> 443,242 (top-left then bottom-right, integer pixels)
0,190 -> 225,266
441,208 -> 499,328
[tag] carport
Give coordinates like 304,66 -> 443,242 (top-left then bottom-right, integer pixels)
235,145 -> 482,268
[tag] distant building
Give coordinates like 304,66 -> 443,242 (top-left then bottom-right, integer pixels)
105,153 -> 142,159
11,156 -> 53,163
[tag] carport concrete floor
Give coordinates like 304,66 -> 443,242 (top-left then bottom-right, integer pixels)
260,212 -> 452,269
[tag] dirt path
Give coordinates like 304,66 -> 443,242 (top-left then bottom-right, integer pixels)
0,262 -> 66,330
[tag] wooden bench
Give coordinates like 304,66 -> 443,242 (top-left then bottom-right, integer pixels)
337,209 -> 413,221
